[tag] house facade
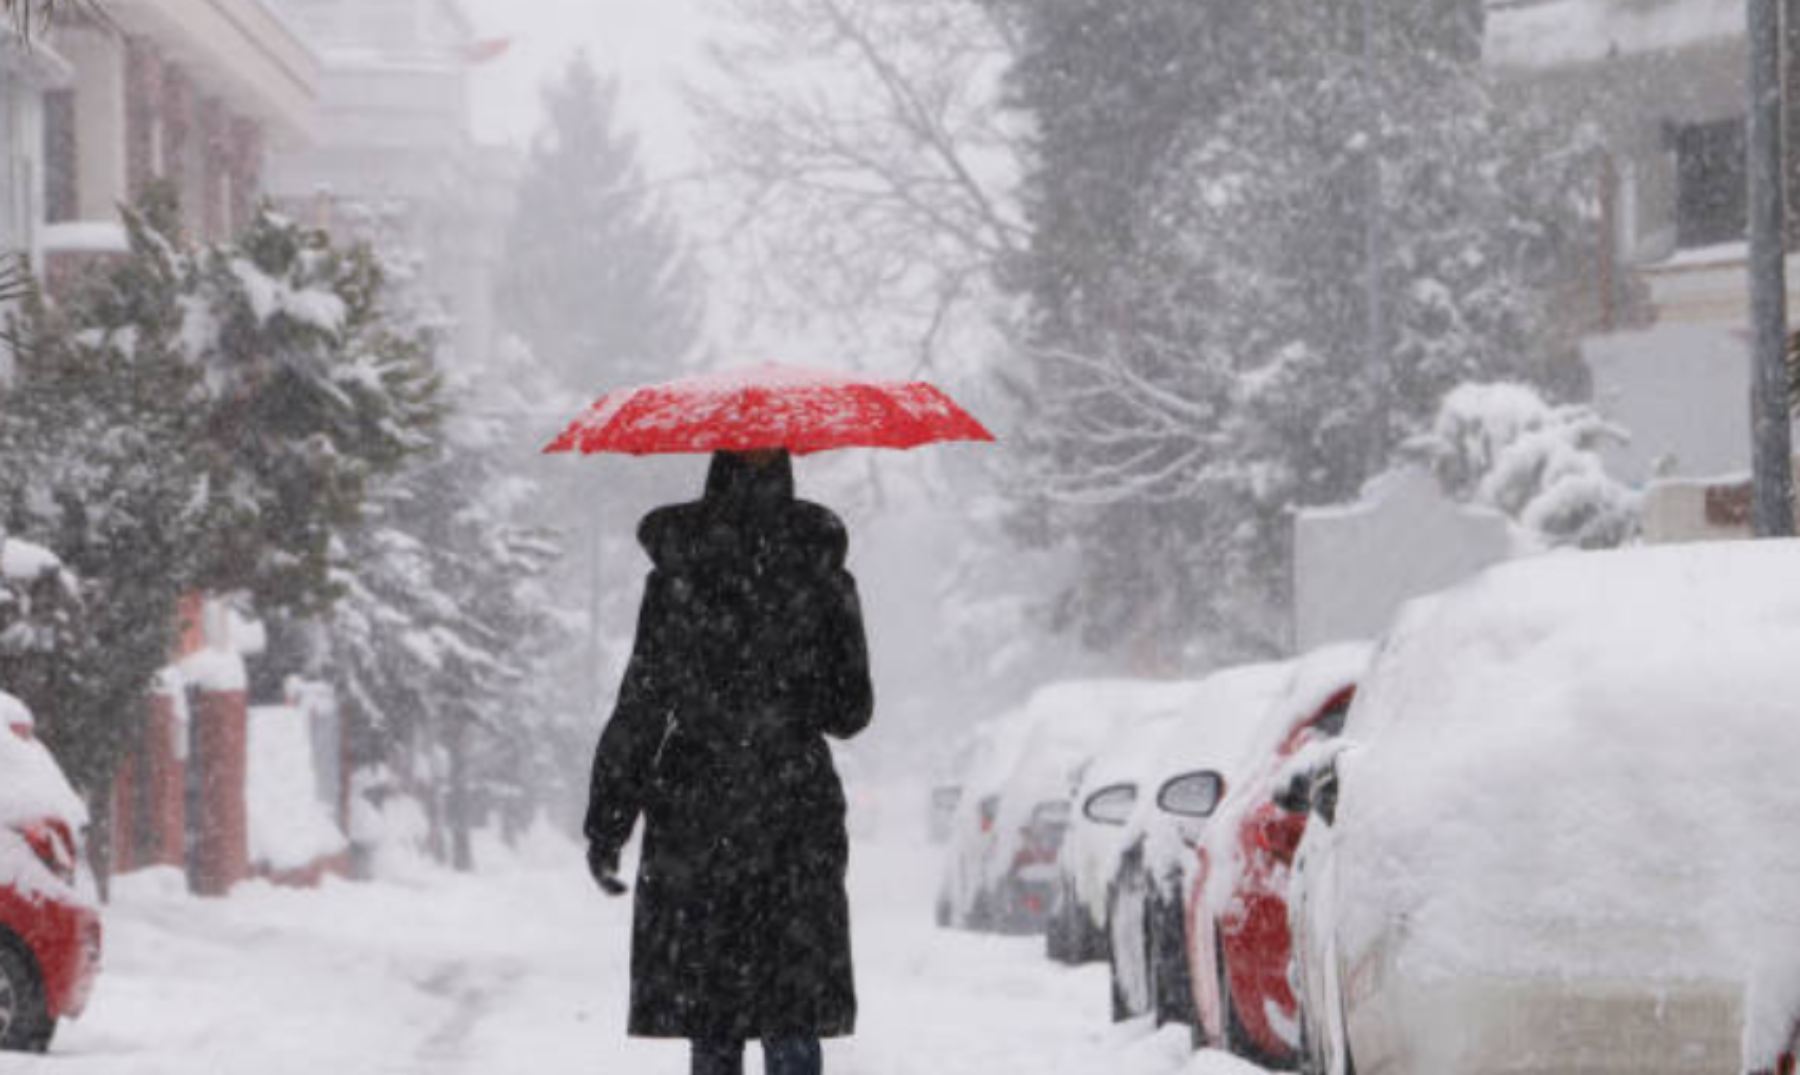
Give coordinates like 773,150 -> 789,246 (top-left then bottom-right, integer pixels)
5,3 -> 348,895
0,29 -> 71,277
266,0 -> 516,374
1484,0 -> 1794,498
40,0 -> 318,283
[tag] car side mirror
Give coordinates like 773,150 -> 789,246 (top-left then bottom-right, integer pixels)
1156,771 -> 1225,819
1082,783 -> 1136,826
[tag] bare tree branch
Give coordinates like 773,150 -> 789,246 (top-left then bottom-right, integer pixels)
697,0 -> 1024,375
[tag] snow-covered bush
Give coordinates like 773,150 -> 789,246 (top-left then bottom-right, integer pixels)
1409,381 -> 1638,549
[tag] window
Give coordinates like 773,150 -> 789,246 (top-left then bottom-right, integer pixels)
1312,696 -> 1352,738
42,90 -> 75,224
1673,117 -> 1747,249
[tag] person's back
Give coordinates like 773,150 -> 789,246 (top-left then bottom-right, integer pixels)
585,450 -> 873,1075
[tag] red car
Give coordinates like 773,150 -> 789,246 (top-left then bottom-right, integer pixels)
0,702 -> 101,1052
1184,647 -> 1366,1068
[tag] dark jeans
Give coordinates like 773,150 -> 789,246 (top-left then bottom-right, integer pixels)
691,1038 -> 822,1075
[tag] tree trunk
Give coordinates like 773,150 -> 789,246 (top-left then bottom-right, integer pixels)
446,717 -> 473,872
85,784 -> 113,903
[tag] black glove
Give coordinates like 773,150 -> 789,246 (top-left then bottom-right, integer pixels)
587,843 -> 628,897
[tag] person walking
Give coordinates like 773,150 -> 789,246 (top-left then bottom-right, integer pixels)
584,448 -> 874,1075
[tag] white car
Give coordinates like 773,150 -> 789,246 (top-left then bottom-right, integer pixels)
936,705 -> 1036,929
1289,542 -> 1800,1075
938,679 -> 1187,933
1050,711 -> 1182,965
1096,661 -> 1294,1025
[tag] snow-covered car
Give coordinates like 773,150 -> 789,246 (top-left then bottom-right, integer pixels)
939,680 -> 1186,933
0,692 -> 100,1053
1183,643 -> 1368,1066
1043,678 -> 1256,963
1289,543 -> 1800,1075
1100,661 -> 1293,1027
927,784 -> 961,845
936,704 -> 1038,929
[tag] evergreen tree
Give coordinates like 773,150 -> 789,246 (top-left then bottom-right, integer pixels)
326,204 -> 578,869
184,207 -> 442,615
0,196 -> 214,817
500,51 -> 704,394
0,190 -> 442,865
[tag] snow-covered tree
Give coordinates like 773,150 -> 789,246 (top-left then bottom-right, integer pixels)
701,0 -> 1023,375
183,206 -> 442,615
499,51 -> 703,395
0,190 -> 443,872
1408,382 -> 1639,549
0,197 -> 215,822
993,0 -> 1600,664
323,202 -> 581,869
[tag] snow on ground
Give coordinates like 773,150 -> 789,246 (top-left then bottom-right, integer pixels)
16,821 -> 1266,1075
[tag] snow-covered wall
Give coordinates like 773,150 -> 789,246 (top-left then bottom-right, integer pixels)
1293,467 -> 1514,651
1486,0 -> 1741,73
247,705 -> 347,874
1584,322 -> 1751,484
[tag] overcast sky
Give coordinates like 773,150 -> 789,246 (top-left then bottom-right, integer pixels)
462,0 -> 712,176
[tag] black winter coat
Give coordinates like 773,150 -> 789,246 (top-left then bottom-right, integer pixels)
585,452 -> 874,1041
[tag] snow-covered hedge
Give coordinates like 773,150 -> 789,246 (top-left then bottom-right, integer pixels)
247,705 -> 348,874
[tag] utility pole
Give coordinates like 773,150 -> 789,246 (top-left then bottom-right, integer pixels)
1359,0 -> 1389,465
1750,0 -> 1796,536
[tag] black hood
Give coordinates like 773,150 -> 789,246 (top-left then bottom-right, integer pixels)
705,450 -> 795,504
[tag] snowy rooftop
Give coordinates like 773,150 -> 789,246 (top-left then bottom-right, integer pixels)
1485,0 -> 1742,70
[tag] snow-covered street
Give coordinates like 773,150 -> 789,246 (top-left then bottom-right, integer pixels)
15,827 -> 1264,1075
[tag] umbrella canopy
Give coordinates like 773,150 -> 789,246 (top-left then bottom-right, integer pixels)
542,363 -> 995,456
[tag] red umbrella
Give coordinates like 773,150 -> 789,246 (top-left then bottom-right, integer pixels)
542,363 -> 995,456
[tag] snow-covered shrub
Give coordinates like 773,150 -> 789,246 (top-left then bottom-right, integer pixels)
1409,382 -> 1638,550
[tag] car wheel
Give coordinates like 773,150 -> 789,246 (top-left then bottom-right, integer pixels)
1045,882 -> 1073,963
1105,881 -> 1132,1022
968,888 -> 993,932
1215,926 -> 1250,1057
1079,901 -> 1109,963
1149,882 -> 1194,1027
0,934 -> 54,1053
1216,927 -> 1290,1070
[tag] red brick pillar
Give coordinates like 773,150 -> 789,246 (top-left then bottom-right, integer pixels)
124,38 -> 166,197
143,690 -> 187,869
189,687 -> 248,897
